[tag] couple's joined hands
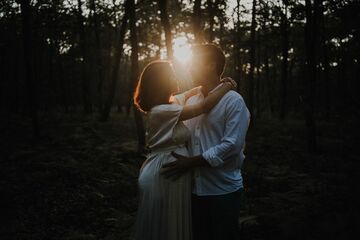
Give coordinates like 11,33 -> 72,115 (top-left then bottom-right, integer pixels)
221,77 -> 238,91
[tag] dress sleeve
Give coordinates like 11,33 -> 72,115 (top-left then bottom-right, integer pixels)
147,104 -> 184,145
172,87 -> 201,106
172,93 -> 187,106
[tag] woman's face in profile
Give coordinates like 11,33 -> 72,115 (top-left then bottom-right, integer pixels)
168,72 -> 179,94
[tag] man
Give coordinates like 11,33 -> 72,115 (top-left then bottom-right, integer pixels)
162,44 -> 251,240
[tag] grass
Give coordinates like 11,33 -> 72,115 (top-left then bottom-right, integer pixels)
0,111 -> 358,240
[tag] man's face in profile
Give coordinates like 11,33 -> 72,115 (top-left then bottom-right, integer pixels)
188,54 -> 208,87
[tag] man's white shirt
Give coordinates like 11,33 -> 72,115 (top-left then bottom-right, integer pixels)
175,84 -> 251,196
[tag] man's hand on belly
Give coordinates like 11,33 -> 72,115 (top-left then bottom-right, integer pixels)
160,152 -> 209,180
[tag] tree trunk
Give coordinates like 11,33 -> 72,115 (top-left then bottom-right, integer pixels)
48,38 -> 57,109
193,0 -> 203,43
129,0 -> 146,153
207,0 -> 215,42
288,57 -> 295,113
234,0 -> 242,92
59,59 -> 69,113
77,0 -> 92,114
218,13 -> 225,46
90,0 -> 105,112
158,0 -> 173,59
263,41 -> 272,115
20,0 -> 39,137
100,0 -> 130,121
319,0 -> 330,120
255,30 -> 261,118
248,0 -> 256,115
279,3 -> 289,120
304,0 -> 319,153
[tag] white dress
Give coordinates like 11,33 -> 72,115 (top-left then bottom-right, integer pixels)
133,103 -> 192,240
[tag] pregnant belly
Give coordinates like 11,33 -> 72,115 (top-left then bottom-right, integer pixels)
138,146 -> 189,189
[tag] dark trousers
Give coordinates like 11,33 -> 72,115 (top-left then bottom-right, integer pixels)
191,188 -> 243,240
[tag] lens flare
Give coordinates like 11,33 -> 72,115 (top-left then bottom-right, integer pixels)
173,36 -> 192,64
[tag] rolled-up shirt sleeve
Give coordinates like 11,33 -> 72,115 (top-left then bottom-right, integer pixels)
202,98 -> 250,167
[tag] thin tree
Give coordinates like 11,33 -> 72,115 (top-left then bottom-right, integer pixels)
77,0 -> 92,113
259,0 -> 273,115
19,0 -> 39,137
89,0 -> 105,112
158,0 -> 173,59
255,30 -> 262,118
319,0 -> 330,119
248,0 -> 257,115
128,0 -> 146,152
207,0 -> 215,42
304,0 -> 319,153
279,0 -> 289,120
193,0 -> 203,43
100,0 -> 131,121
233,0 -> 242,92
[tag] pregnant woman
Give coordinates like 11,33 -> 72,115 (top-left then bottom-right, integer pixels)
132,60 -> 236,240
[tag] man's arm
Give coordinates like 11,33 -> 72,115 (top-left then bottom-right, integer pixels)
201,97 -> 250,167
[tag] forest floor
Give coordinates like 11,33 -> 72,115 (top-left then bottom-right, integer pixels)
1,111 -> 359,240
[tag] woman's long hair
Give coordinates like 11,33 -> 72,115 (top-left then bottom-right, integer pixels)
134,60 -> 176,113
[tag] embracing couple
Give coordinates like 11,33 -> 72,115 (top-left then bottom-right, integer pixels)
132,44 -> 251,240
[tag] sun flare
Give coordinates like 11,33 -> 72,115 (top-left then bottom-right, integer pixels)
173,36 -> 192,64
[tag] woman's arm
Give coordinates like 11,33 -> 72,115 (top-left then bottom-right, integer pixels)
179,82 -> 233,121
171,86 -> 201,106
183,86 -> 202,100
203,82 -> 233,113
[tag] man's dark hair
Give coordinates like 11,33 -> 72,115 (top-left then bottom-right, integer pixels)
191,44 -> 226,77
